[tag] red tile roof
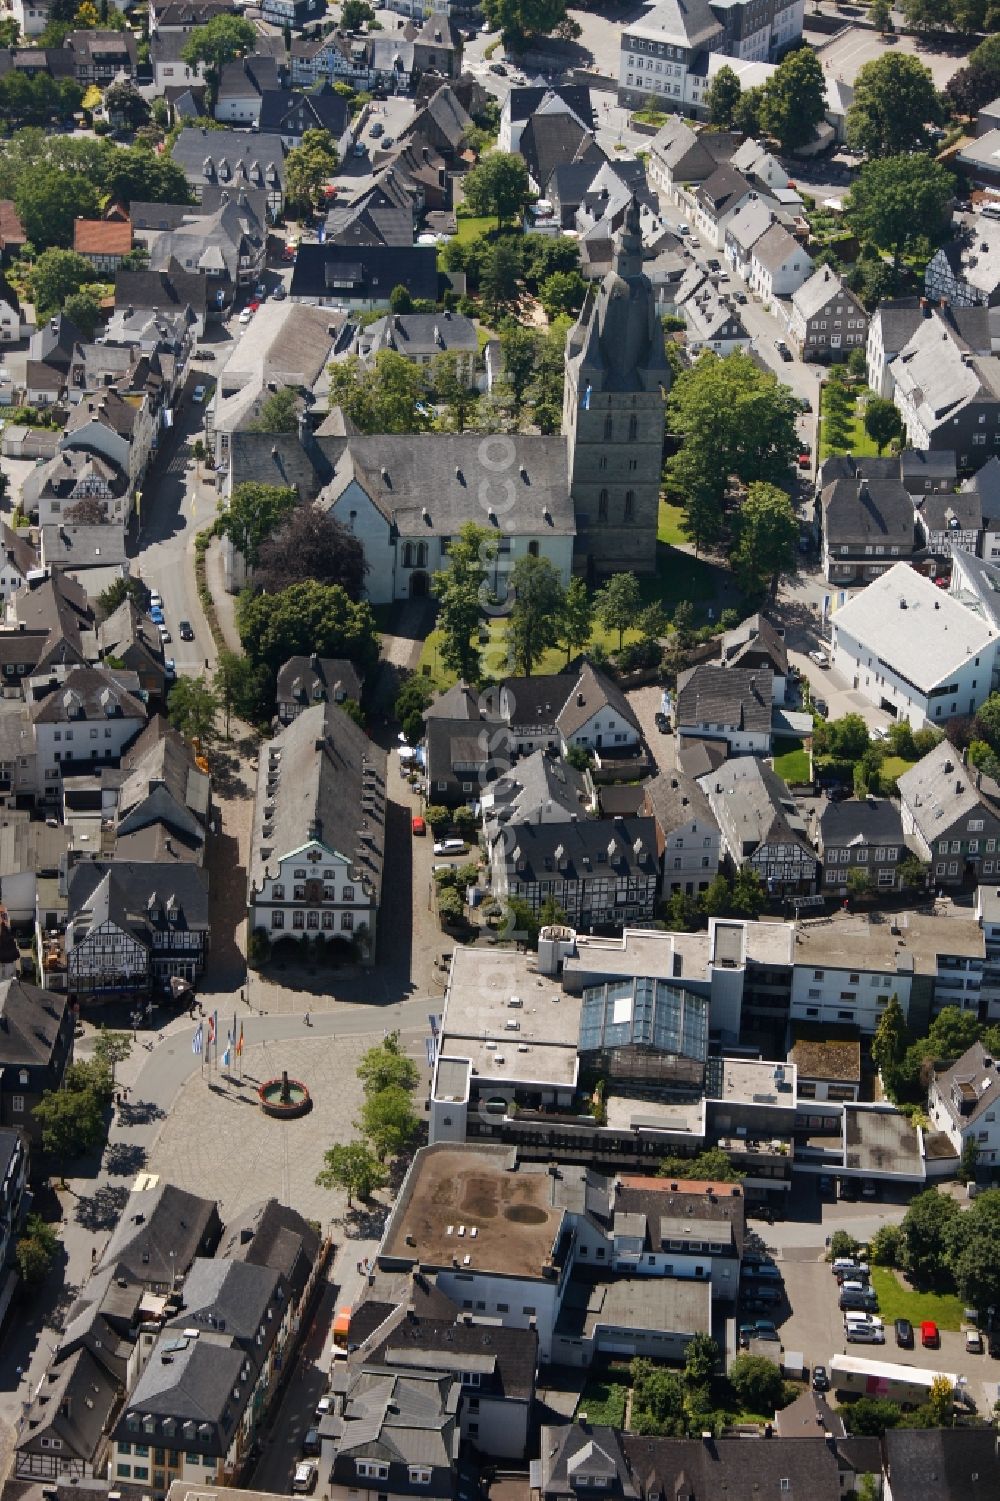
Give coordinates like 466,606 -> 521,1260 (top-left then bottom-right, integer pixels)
73,218 -> 133,257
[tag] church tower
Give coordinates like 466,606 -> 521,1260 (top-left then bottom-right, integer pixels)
563,196 -> 670,577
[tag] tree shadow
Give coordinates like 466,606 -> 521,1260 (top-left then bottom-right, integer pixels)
342,1203 -> 389,1240
104,1141 -> 148,1177
74,1183 -> 130,1231
119,1097 -> 166,1128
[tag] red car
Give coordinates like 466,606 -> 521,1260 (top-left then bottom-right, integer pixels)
411,815 -> 426,836
921,1320 -> 940,1348
247,300 -> 260,312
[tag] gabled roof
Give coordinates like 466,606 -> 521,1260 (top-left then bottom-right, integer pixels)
29,665 -> 146,726
700,757 -> 814,862
720,613 -> 788,675
724,197 -> 774,255
289,242 -> 439,302
258,82 -> 349,138
917,490 -> 982,534
97,1180 -> 219,1287
166,1256 -> 282,1345
520,110 -> 604,192
73,217 -> 132,258
792,267 -> 863,322
19,1348 -> 118,1463
882,1420 -> 1000,1501
276,654 -> 363,708
216,1199 -> 320,1296
963,453 -> 1000,520
696,165 -> 753,217
628,0 -> 722,50
751,220 -> 808,275
215,53 -> 279,101
500,815 -> 658,883
556,661 -> 641,739
675,663 -> 772,735
0,977 -> 68,1068
505,83 -> 594,129
821,477 -> 914,545
897,738 -> 1000,839
818,796 -> 904,849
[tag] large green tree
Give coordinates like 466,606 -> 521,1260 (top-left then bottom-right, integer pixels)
432,521 -> 496,683
285,128 -> 339,215
900,1188 -> 959,1286
595,573 -> 641,651
256,504 -> 367,600
480,238 -> 522,316
237,580 -> 380,676
731,482 -> 798,599
728,1354 -> 784,1413
315,1140 -> 387,1206
846,155 -> 953,271
846,53 -> 943,157
217,482 -> 297,568
328,350 -> 430,434
181,13 -> 256,71
248,386 -> 299,434
167,675 -> 220,742
28,247 -> 97,319
945,1189 -> 1000,1309
665,353 -> 799,550
16,166 -> 99,249
462,152 -> 530,228
357,1031 -> 420,1096
357,1085 -> 419,1161
559,576 -> 593,665
706,64 -> 741,127
864,397 -> 903,455
481,0 -> 571,46
872,993 -> 907,1087
507,554 -> 565,676
760,47 -> 826,151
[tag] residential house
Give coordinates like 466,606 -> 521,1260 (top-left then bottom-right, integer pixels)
423,682 -> 502,810
26,662 -> 146,800
0,199 -> 25,260
40,524 -> 128,579
926,216 -> 1000,308
507,661 -> 643,760
929,1040 -> 1000,1165
646,116 -> 739,204
642,769 -> 721,898
401,81 -> 473,165
0,570 -> 95,686
98,1178 -> 221,1291
519,108 -> 605,197
723,197 -> 774,281
325,173 -> 417,249
481,748 -> 591,848
259,0 -> 325,27
898,738 -> 1000,886
133,190 -> 269,304
289,242 -> 439,309
213,54 -> 281,127
73,216 -> 133,274
0,977 -> 73,1155
171,128 -> 286,218
830,564 -> 1000,727
489,815 -> 659,926
289,29 -> 365,87
355,311 -> 477,383
747,220 -> 812,304
914,490 -> 982,559
900,447 -> 960,495
96,600 -> 170,700
150,28 -> 208,92
499,84 -> 594,153
691,167 -> 761,251
325,1367 -> 460,1501
819,473 -> 916,585
719,613 -> 788,700
955,130 -> 1000,189
0,271 -> 24,343
818,797 -> 907,894
881,1427 -> 1000,1501
248,702 -> 386,961
215,1198 -> 321,1304
867,299 -> 990,400
0,521 -> 36,606
275,654 -> 363,723
66,29 -> 137,82
962,454 -> 1000,559
674,267 -> 750,354
788,267 -> 868,363
891,308 -> 1000,463
23,450 -> 130,530
258,81 -> 350,149
114,265 -> 208,339
65,861 -> 210,995
674,663 -> 773,754
111,715 -> 212,864
700,756 -> 818,893
0,1125 -> 28,1282
60,389 -> 156,518
15,1347 -> 119,1482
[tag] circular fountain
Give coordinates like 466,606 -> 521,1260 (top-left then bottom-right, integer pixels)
258,1069 -> 312,1118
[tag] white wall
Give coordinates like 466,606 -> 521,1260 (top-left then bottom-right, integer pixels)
831,620 -> 996,729
789,963 -> 911,1033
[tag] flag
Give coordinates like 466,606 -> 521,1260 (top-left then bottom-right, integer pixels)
207,1012 -> 216,1051
192,1023 -> 204,1056
236,1023 -> 244,1058
222,1045 -> 231,1068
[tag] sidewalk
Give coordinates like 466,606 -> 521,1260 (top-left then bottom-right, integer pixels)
203,533 -> 242,655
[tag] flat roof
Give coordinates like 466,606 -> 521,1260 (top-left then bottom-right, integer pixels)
563,921 -> 795,986
380,1143 -> 582,1279
795,911 -> 984,975
845,1107 -> 924,1179
605,1093 -> 706,1136
440,947 -> 581,1089
789,1033 -> 862,1083
716,1056 -> 797,1108
555,1274 -> 712,1341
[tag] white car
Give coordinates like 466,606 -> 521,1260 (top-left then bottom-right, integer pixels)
158,623 -> 172,644
809,649 -> 829,667
870,726 -> 889,742
293,1462 -> 317,1493
239,308 -> 253,325
966,1328 -> 984,1352
149,590 -> 163,610
192,384 -> 206,403
433,838 -> 466,856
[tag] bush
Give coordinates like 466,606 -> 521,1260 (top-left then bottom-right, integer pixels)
247,926 -> 271,968
437,886 -> 465,925
728,1353 -> 785,1413
618,638 -> 663,672
423,804 -> 450,835
828,1229 -> 860,1261
870,1223 -> 902,1267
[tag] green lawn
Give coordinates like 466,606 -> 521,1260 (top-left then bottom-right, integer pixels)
869,1268 -> 965,1331
416,613 -> 645,691
818,382 -> 883,460
450,215 -> 497,244
773,739 -> 811,783
878,755 -> 917,790
658,499 -> 689,547
575,1378 -> 628,1427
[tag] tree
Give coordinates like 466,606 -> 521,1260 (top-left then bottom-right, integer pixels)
760,48 -> 826,152
683,1332 -> 719,1390
872,993 -> 907,1085
256,504 -> 367,599
508,554 -> 565,676
357,1085 -> 419,1160
630,1359 -> 687,1437
595,573 -> 641,651
357,1031 -> 419,1095
214,648 -> 272,731
846,865 -> 874,898
728,1353 -> 784,1413
328,350 -> 430,435
900,0 -> 952,31
16,1229 -> 55,1288
539,269 -> 586,320
706,64 -> 741,127
898,854 -> 928,890
389,283 -> 413,314
28,247 -> 97,318
0,17 -> 19,44
731,867 -> 766,918
341,0 -> 375,27
829,1229 -> 860,1260
846,155 -> 953,271
181,13 -> 255,71
98,575 -> 150,616
847,55 -> 943,157
218,482 -> 298,568
395,673 -> 434,743
959,1135 -> 979,1185
64,495 -> 107,524
925,1374 -> 955,1429
101,145 -> 191,207
431,351 -> 476,432
900,1188 -> 959,1286
16,165 -> 99,249
666,353 -> 799,548
248,386 -> 299,434
93,1028 -> 131,1084
821,712 -> 871,761
864,397 -> 903,455
945,1188 -> 1000,1309
973,691 -> 1000,753
843,1398 -> 903,1436
64,288 -> 101,339
463,152 -> 530,228
238,581 -> 380,677
33,1079 -> 105,1166
285,128 -> 339,215
167,675 -> 220,743
733,84 -> 764,135
870,1223 -> 902,1267
497,320 -> 539,409
315,1140 -> 387,1205
928,1005 -> 982,1060
105,78 -> 149,130
870,0 -> 892,29
480,238 -> 522,315
946,61 -> 998,118
657,1147 -> 744,1184
481,0 -> 571,47
432,521 -> 495,683
701,874 -> 732,918
731,482 -> 798,598
559,576 -> 593,665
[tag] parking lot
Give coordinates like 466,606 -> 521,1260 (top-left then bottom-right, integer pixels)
813,23 -> 965,90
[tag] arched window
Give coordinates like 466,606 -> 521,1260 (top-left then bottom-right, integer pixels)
528,540 -> 539,557
628,415 -> 638,441
416,542 -> 428,567
598,489 -> 609,521
624,490 -> 635,520
599,455 -> 608,471
402,542 -> 414,567
604,414 -> 613,440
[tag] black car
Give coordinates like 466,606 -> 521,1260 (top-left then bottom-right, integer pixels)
489,61 -> 507,74
813,697 -> 829,719
654,710 -> 668,732
895,1318 -> 914,1348
178,620 -> 195,641
302,1428 -> 321,1457
735,291 -> 748,303
812,1365 -> 830,1393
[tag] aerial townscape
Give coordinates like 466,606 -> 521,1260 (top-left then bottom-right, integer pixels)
9,0 -> 1000,1498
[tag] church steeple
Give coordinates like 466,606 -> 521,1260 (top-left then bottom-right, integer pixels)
612,195 -> 643,281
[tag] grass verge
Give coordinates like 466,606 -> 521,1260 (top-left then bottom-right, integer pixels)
869,1268 -> 965,1331
773,739 -> 811,783
575,1378 -> 628,1427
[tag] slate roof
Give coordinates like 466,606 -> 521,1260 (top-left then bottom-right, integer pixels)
629,0 -> 722,50
555,661 -> 640,739
619,1434 -> 844,1501
821,477 -> 915,546
484,748 -> 589,832
520,111 -> 604,192
503,816 -> 658,884
918,490 -> 982,534
0,978 -> 68,1067
818,797 -> 904,850
0,520 -> 37,578
963,453 -> 1000,520
792,267 -> 863,323
167,1256 -> 283,1345
752,220 -> 807,275
506,84 -> 594,130
276,654 -> 363,709
359,310 -> 477,359
97,1180 -> 220,1287
367,1315 -> 538,1404
215,53 -> 280,102
642,769 -> 716,838
4,572 -> 95,669
897,738 -> 1000,841
18,1348 -> 118,1465
171,127 -> 286,191
258,82 -> 349,138
882,1422 -> 1000,1501
536,1424 -> 636,1501
122,1334 -> 245,1451
696,165 -> 752,217
720,613 -> 788,675
216,1199 -> 320,1298
290,243 -> 439,302
724,197 -> 774,255
40,523 -> 128,571
29,665 -> 146,726
700,758 -> 814,862
115,264 -> 209,324
68,860 -> 210,948
675,663 -> 772,734
228,430 -> 343,498
892,315 -> 1000,434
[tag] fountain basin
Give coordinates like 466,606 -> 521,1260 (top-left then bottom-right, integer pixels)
258,1071 -> 312,1118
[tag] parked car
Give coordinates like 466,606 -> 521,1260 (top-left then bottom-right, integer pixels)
293,1462 -> 318,1494
164,657 -> 176,678
370,121 -> 384,137
192,384 -> 206,403
921,1320 -> 940,1348
178,620 -> 194,641
988,1328 -> 1000,1357
148,590 -> 163,610
489,61 -> 507,73
411,816 -> 426,836
158,624 -> 172,644
966,1329 -> 984,1353
812,1365 -> 830,1392
735,291 -> 747,303
434,838 -> 465,856
813,697 -> 829,719
809,649 -> 829,667
895,1318 -> 914,1348
239,307 -> 253,325
302,1429 -> 321,1457
272,284 -> 287,300
775,339 -> 792,361
861,1180 -> 878,1199
847,1322 -> 885,1344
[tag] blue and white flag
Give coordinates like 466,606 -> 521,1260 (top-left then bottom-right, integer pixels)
192,1023 -> 204,1056
222,1045 -> 232,1068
